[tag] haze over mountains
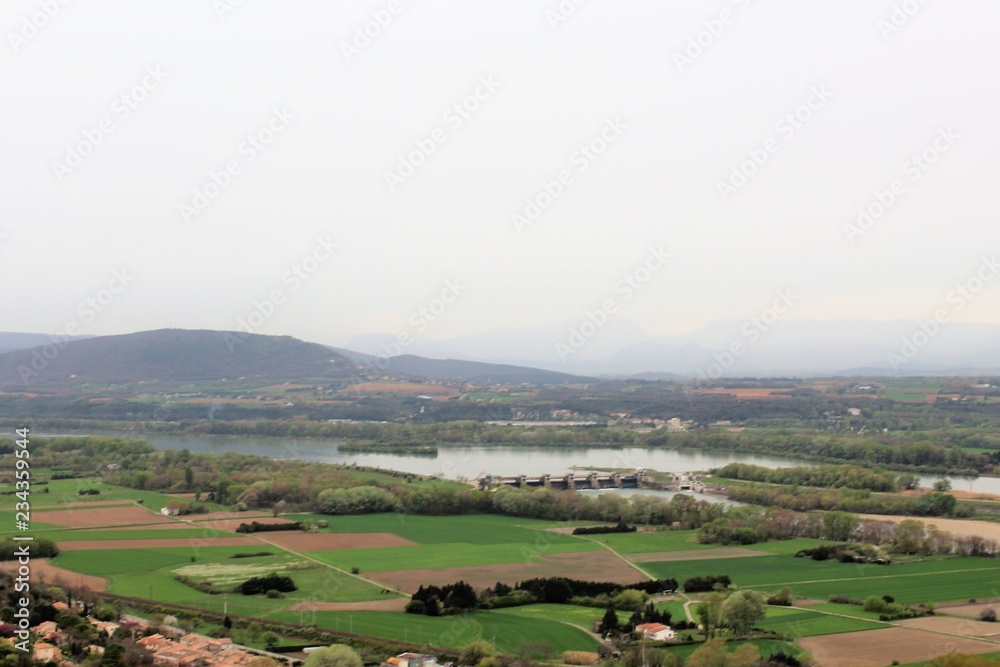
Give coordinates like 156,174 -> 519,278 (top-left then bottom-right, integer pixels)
0,318 -> 998,390
345,318 -> 1000,377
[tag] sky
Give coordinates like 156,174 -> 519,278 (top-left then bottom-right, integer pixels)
2,0 -> 999,355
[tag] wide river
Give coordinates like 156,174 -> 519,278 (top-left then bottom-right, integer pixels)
100,432 -> 998,495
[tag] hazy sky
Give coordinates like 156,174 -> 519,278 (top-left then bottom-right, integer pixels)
3,0 -> 999,350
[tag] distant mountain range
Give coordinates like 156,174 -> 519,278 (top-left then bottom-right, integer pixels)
331,348 -> 587,385
344,319 -> 1000,377
1,318 -> 998,391
0,329 -> 359,389
0,330 -> 588,389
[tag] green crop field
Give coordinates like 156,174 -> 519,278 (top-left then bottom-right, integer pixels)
270,609 -> 598,654
0,511 -> 61,533
54,546 -> 259,575
595,530 -> 720,554
492,603 -> 624,629
41,527 -> 238,541
640,554 -> 1000,605
24,479 -> 229,513
661,639 -> 799,662
311,540 -> 598,572
744,539 -> 829,555
291,513 -> 594,547
757,606 -> 885,637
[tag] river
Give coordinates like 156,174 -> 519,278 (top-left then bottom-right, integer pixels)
109,432 -> 995,495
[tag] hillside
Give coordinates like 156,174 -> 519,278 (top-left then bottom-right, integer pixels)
332,348 -> 590,384
0,329 -> 361,389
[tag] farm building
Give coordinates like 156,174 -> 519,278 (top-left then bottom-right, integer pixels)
635,623 -> 675,641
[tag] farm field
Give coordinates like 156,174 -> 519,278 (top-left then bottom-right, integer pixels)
492,602 -> 624,629
800,627 -> 998,667
366,550 -> 644,593
269,609 -> 598,654
640,554 -> 1000,605
28,484 -> 1000,661
311,540 -> 599,572
595,529 -> 720,553
756,606 -> 885,637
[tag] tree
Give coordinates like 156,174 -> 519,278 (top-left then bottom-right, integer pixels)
932,479 -> 953,492
822,511 -> 859,542
598,607 -> 619,635
262,632 -> 280,649
685,640 -> 726,667
303,645 -> 363,667
459,639 -> 496,667
894,519 -> 926,554
696,592 -> 725,640
720,590 -> 766,636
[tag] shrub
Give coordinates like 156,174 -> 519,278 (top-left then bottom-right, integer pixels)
979,608 -> 997,622
239,575 -> 296,596
562,651 -> 599,666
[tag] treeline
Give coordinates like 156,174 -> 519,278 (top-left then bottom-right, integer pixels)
406,577 -> 681,616
234,521 -> 302,534
572,520 -> 636,535
681,575 -> 731,593
713,462 -> 902,492
725,484 -> 964,518
239,574 -> 296,596
0,537 -> 58,560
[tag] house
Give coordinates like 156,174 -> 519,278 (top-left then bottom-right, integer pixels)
32,620 -> 59,640
33,642 -> 62,662
89,619 -> 120,636
635,623 -> 675,641
387,653 -> 439,667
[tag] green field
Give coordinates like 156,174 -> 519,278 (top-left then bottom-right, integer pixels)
312,540 -> 598,572
595,529 -> 719,554
493,603 -> 624,629
290,513 -> 593,546
757,606 -> 885,637
22,479 -> 229,513
53,545 -> 395,617
661,639 -> 799,662
640,554 -> 1000,605
40,527 -> 239,541
270,609 -> 598,654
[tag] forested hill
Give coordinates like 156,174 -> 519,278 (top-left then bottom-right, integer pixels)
332,348 -> 591,385
0,328 -> 361,388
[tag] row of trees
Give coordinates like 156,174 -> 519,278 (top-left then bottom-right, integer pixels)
712,462 -> 904,492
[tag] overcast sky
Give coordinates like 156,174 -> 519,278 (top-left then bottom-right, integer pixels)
2,0 -> 998,351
